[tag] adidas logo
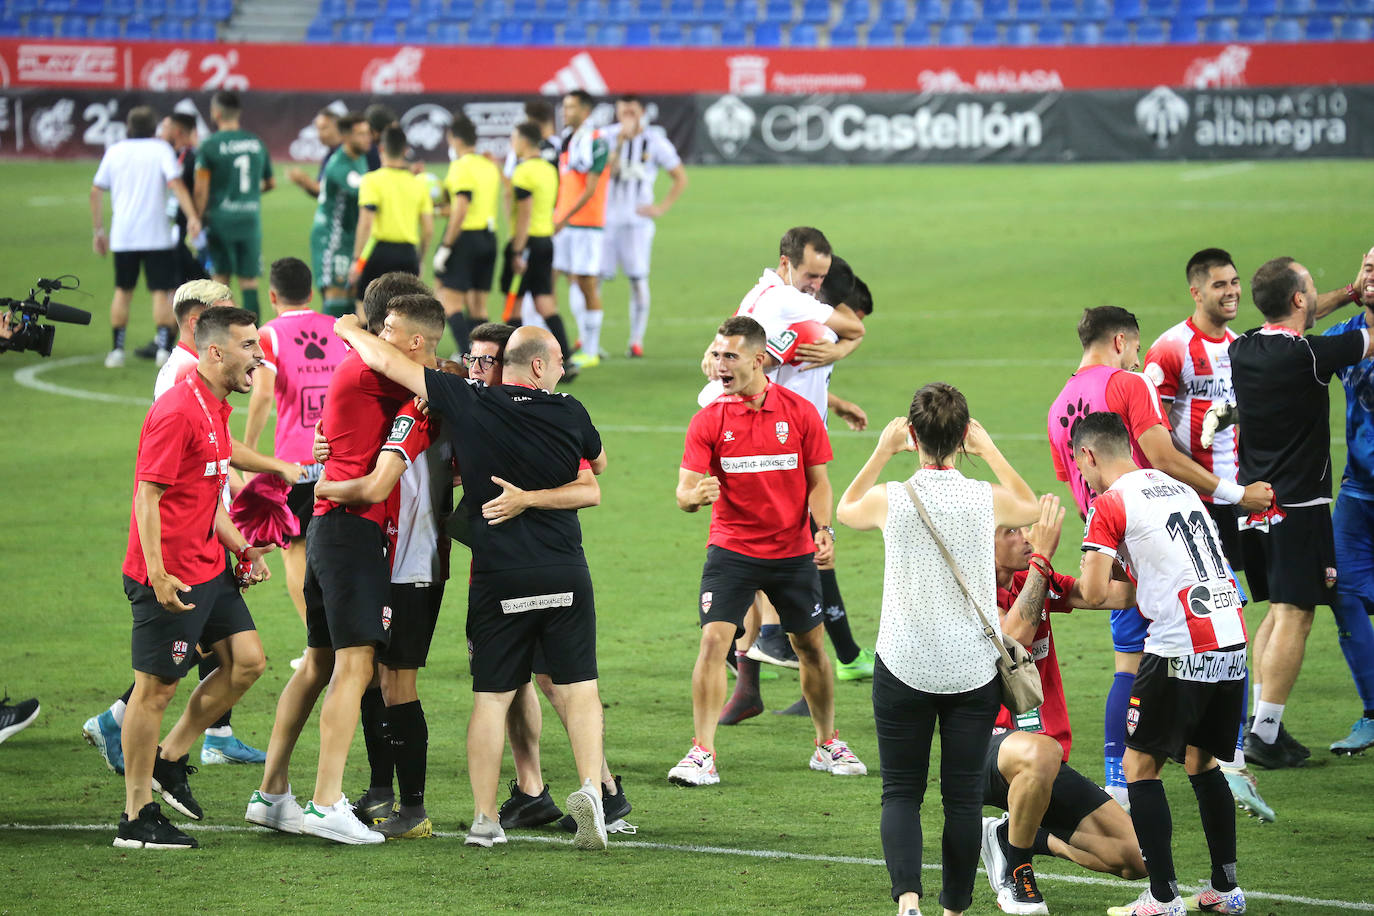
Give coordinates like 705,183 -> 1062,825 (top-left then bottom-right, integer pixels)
539,52 -> 608,96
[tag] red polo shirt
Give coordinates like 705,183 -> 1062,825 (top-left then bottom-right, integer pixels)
994,569 -> 1076,762
681,382 -> 832,560
123,371 -> 233,586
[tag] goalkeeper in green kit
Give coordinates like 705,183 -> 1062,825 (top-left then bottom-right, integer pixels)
310,113 -> 372,318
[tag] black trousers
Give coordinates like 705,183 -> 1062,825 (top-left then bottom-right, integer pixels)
873,654 -> 1000,911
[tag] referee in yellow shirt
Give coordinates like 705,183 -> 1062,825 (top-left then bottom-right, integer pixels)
348,125 -> 434,305
432,113 -> 501,353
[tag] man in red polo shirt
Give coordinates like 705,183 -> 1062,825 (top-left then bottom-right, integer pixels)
670,315 -> 866,787
118,306 -> 275,850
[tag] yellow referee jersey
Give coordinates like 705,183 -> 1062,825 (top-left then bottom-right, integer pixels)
444,152 -> 500,232
358,166 -> 433,246
511,156 -> 558,239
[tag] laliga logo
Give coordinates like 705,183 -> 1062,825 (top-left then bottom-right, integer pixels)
30,98 -> 75,152
363,46 -> 424,95
1135,86 -> 1190,149
400,103 -> 452,153
703,94 -> 756,159
141,49 -> 192,91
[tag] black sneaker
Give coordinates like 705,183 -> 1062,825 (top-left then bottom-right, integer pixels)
997,861 -> 1048,915
133,340 -> 160,360
499,780 -> 563,829
352,787 -> 397,825
1277,722 -> 1311,760
746,631 -> 800,669
0,695 -> 39,744
113,802 -> 199,849
1244,732 -> 1303,770
151,751 -> 203,820
558,776 -> 631,832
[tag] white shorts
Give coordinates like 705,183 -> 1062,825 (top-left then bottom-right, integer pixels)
601,219 -> 656,280
553,226 -> 603,277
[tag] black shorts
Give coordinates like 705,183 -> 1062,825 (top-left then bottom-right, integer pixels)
303,508 -> 392,651
982,729 -> 1111,841
499,236 -> 554,299
126,566 -> 255,681
114,248 -> 176,292
1238,503 -> 1336,608
173,241 -> 209,287
439,229 -> 497,293
357,241 -> 420,298
1205,500 -> 1243,573
698,545 -> 823,639
377,581 -> 444,669
1127,651 -> 1246,763
285,477 -> 319,540
468,564 -> 596,692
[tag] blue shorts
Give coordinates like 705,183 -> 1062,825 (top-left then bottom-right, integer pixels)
1111,606 -> 1148,653
1333,491 -> 1374,608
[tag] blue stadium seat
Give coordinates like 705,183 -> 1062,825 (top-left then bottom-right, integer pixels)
1134,15 -> 1166,37
432,19 -> 459,38
319,0 -> 346,15
900,18 -> 927,39
204,0 -> 230,17
1311,0 -> 1342,11
698,0 -> 725,19
1235,14 -> 1265,36
305,19 -> 333,38
156,17 -> 187,36
595,20 -> 625,39
687,21 -> 717,40
1015,0 -> 1045,18
1351,0 -> 1373,12
829,18 -> 857,41
1005,20 -> 1032,40
371,19 -> 398,38
637,0 -> 664,19
732,0 -> 760,19
168,0 -> 196,16
1202,16 -> 1235,37
915,0 -> 941,18
1210,0 -> 1241,12
136,0 -> 164,15
1304,13 -> 1334,35
559,16 -> 586,39
1242,0 -> 1272,11
790,19 -> 817,40
946,0 -> 976,17
0,15 -> 22,33
607,0 -> 635,18
666,0 -> 695,18
800,0 -> 827,21
875,0 -> 904,20
1142,0 -> 1173,15
123,16 -> 152,34
528,18 -> 555,40
465,16 -> 493,37
1099,15 -> 1130,35
762,0 -> 790,20
58,14 -> 88,34
1113,0 -> 1141,15
719,15 -> 745,38
91,13 -> 121,33
1167,12 -> 1195,37
1068,19 -> 1101,39
969,18 -> 997,40
1080,0 -> 1110,17
623,19 -> 650,40
984,0 -> 1013,19
841,0 -> 869,21
1275,0 -> 1309,11
1036,18 -> 1064,38
71,0 -> 103,14
38,0 -> 71,13
752,18 -> 781,40
352,0 -> 380,17
1269,13 -> 1299,34
1338,15 -> 1371,36
1046,0 -> 1076,19
26,12 -> 55,31
446,0 -> 474,15
937,20 -> 969,40
865,17 -> 895,40
657,18 -> 684,39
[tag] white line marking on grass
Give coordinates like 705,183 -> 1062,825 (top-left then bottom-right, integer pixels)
12,355 -> 150,407
1179,162 -> 1255,182
6,823 -> 1372,911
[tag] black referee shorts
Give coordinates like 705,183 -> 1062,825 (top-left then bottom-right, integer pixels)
982,729 -> 1110,841
357,241 -> 420,298
1238,504 -> 1336,608
303,508 -> 392,651
468,564 -> 596,692
126,566 -> 255,681
697,545 -> 823,639
438,229 -> 496,293
114,248 -> 176,292
499,236 -> 554,299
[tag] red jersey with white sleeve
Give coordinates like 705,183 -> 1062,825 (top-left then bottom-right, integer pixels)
1143,318 -> 1239,495
153,341 -> 199,400
313,349 -> 412,528
994,569 -> 1076,761
735,269 -> 836,422
681,382 -> 832,559
123,372 -> 233,587
1083,468 -> 1246,658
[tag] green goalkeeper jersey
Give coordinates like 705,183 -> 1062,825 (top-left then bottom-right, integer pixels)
313,147 -> 368,241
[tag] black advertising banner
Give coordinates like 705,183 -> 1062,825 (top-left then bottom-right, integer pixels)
0,89 -> 697,163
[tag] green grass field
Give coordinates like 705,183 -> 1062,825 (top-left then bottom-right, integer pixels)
1,158 -> 1372,914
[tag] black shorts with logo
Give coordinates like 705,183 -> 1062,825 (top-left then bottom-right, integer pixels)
439,229 -> 497,293
499,236 -> 554,299
468,564 -> 596,692
378,581 -> 445,669
1238,503 -> 1336,608
357,241 -> 420,298
126,564 -> 255,681
303,508 -> 392,651
982,729 -> 1111,841
1126,650 -> 1246,764
698,545 -> 823,639
114,248 -> 176,292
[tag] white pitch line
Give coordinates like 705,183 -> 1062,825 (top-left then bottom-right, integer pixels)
4,822 -> 1371,911
12,355 -> 150,407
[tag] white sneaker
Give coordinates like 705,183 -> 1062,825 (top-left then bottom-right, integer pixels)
980,814 -> 1009,894
1106,784 -> 1131,812
1107,888 -> 1186,916
464,812 -> 507,848
667,743 -> 720,787
289,653 -> 305,671
245,788 -> 304,835
155,348 -> 171,367
810,733 -> 867,776
104,348 -> 125,368
565,778 -> 608,851
300,795 -> 384,845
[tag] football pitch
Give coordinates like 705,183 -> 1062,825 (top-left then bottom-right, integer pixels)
1,157 -> 1372,913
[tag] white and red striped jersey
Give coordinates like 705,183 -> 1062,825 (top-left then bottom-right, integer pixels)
1143,318 -> 1239,495
1084,468 -> 1247,658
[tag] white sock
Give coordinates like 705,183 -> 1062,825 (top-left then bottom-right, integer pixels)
583,309 -> 604,359
628,276 -> 650,347
520,293 -> 547,330
1252,682 -> 1263,709
568,282 -> 587,343
109,698 -> 126,727
1251,700 -> 1284,744
1219,748 -> 1245,769
258,786 -> 292,802
204,725 -> 233,738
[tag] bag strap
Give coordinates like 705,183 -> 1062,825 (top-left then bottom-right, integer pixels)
902,479 -> 1017,668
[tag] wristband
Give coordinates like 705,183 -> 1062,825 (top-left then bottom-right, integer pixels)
1029,552 -> 1053,573
353,257 -> 367,273
1028,561 -> 1053,581
1212,479 -> 1244,505
93,227 -> 105,235
1348,283 -> 1361,305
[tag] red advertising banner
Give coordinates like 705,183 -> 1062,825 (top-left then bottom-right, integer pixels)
1,39 -> 1372,97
